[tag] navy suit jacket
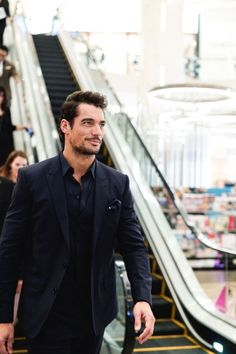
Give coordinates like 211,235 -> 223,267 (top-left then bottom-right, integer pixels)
0,177 -> 14,234
0,155 -> 152,338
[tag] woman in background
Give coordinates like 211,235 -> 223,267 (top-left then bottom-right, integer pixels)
0,150 -> 28,322
0,150 -> 28,235
0,149 -> 28,183
0,86 -> 28,165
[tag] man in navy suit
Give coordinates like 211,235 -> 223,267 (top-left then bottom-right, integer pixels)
0,91 -> 154,354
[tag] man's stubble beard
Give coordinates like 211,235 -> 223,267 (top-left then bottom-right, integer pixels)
72,144 -> 101,156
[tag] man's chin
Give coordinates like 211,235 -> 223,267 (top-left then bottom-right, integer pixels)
73,146 -> 101,156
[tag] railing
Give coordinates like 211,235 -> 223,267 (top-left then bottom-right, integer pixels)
115,112 -> 236,256
4,19 -> 36,163
101,260 -> 135,354
11,3 -> 61,161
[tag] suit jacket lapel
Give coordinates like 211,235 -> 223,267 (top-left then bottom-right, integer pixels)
92,161 -> 109,249
46,156 -> 70,249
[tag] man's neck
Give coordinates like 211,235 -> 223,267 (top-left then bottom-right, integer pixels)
63,150 -> 95,182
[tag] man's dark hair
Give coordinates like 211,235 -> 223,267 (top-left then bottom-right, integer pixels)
59,90 -> 107,143
0,45 -> 9,53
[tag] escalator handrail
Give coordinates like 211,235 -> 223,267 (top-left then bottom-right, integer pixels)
115,260 -> 135,354
115,112 -> 236,257
13,3 -> 61,157
3,6 -> 36,162
105,111 -> 236,347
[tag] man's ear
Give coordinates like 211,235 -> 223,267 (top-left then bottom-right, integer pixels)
60,119 -> 70,133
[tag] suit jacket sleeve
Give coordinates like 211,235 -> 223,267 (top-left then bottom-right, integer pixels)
0,168 -> 31,322
117,175 -> 152,305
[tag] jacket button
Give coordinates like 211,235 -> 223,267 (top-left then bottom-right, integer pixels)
53,287 -> 58,295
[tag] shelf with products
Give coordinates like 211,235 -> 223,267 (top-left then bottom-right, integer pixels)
152,186 -> 236,269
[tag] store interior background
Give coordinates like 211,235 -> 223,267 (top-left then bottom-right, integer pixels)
18,0 -> 236,190
9,0 -> 236,323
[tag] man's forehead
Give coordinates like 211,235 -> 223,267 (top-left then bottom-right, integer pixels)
76,104 -> 105,118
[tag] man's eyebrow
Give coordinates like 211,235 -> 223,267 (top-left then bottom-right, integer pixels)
81,118 -> 106,124
81,118 -> 95,121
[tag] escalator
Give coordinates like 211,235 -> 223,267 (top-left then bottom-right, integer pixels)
11,12 -> 236,353
94,139 -> 217,354
12,34 -> 216,354
135,255 -> 214,353
111,113 -> 236,353
32,34 -> 79,122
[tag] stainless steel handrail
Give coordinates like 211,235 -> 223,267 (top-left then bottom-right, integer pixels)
12,2 -> 61,161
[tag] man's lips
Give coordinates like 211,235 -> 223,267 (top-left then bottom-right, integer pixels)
87,139 -> 101,145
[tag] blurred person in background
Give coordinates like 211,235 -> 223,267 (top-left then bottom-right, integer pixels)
0,150 -> 28,326
0,0 -> 10,46
0,46 -> 20,106
0,150 -> 28,183
0,86 -> 28,165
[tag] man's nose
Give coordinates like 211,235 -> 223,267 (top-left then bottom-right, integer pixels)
92,124 -> 103,135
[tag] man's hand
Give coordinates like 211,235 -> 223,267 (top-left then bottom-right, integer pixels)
0,324 -> 14,354
133,301 -> 155,344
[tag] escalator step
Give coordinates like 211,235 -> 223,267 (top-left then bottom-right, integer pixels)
40,66 -> 70,73
13,337 -> 27,350
152,297 -> 173,318
46,92 -> 69,100
135,336 -> 199,349
50,98 -> 67,106
134,348 -> 210,353
45,79 -> 77,87
152,275 -> 162,295
40,63 -> 69,70
154,320 -> 184,335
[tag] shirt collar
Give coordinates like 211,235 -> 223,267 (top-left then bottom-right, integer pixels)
60,152 -> 96,179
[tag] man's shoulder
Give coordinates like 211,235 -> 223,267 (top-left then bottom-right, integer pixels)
97,160 -> 127,180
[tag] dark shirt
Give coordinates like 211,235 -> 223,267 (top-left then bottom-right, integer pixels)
40,153 -> 96,339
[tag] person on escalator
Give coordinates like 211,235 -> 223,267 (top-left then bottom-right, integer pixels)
0,0 -> 11,46
0,86 -> 29,165
0,150 -> 28,331
0,90 -> 155,354
0,45 -> 20,107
